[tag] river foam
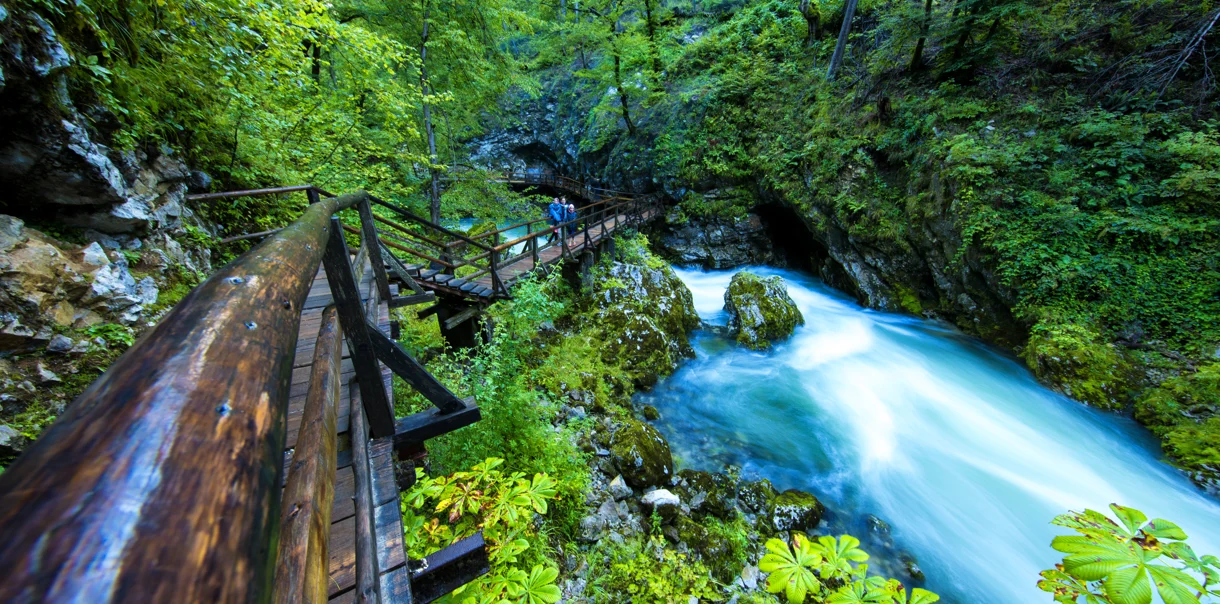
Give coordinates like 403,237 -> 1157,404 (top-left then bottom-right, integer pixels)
641,266 -> 1220,602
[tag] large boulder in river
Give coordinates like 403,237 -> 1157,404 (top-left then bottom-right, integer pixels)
610,419 -> 675,488
592,261 -> 700,387
724,271 -> 804,350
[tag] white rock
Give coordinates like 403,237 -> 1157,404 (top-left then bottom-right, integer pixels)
641,488 -> 680,508
740,565 -> 760,590
83,263 -> 141,310
36,362 -> 60,384
79,242 -> 109,267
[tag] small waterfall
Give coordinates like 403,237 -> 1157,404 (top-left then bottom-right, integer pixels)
641,266 -> 1220,603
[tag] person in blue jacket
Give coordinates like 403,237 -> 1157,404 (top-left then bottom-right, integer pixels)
546,197 -> 564,243
564,199 -> 578,239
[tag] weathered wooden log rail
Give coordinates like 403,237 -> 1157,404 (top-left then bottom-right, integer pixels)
0,187 -> 492,603
0,175 -> 659,602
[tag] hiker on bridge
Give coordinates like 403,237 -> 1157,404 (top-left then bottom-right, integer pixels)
546,197 -> 565,243
564,199 -> 578,239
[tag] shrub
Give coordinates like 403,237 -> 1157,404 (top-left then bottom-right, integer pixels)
1038,504 -> 1220,604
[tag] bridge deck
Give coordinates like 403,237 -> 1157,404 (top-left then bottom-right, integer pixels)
410,205 -> 661,298
285,260 -> 413,602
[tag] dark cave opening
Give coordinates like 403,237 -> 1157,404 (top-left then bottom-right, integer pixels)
754,202 -> 860,298
755,202 -> 826,273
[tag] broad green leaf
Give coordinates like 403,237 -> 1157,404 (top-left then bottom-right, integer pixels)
1110,504 -> 1148,536
760,536 -> 823,603
1145,518 -> 1189,541
1102,565 -> 1153,604
1147,564 -> 1204,604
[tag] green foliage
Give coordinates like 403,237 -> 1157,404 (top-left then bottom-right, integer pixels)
83,323 -> 134,348
1023,320 -> 1132,410
393,271 -> 592,539
1038,504 -> 1220,604
613,232 -> 665,271
401,458 -> 561,604
1135,364 -> 1220,472
586,536 -> 723,603
759,534 -> 939,604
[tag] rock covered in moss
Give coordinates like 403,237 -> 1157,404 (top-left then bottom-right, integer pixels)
673,516 -> 738,580
771,489 -> 825,532
676,469 -> 736,520
723,271 -> 804,350
592,261 -> 700,386
1023,321 -> 1134,410
610,419 -> 674,488
736,478 -> 777,514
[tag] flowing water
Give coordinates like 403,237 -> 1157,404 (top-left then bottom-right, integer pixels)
638,266 -> 1220,603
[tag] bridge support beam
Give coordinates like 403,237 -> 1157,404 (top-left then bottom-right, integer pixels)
562,251 -> 596,292
436,298 -> 482,349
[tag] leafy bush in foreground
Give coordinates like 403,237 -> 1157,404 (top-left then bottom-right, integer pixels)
1039,504 -> 1220,604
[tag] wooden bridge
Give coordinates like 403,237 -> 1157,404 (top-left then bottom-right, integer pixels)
0,179 -> 660,602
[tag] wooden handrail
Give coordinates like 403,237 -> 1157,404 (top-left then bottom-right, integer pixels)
370,197 -> 493,252
274,305 -> 342,603
0,190 -> 368,602
489,196 -> 641,253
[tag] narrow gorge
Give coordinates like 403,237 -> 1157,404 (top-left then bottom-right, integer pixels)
1,1 -> 1218,603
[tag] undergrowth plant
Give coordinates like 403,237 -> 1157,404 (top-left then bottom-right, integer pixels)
759,534 -> 939,604
586,536 -> 723,603
401,458 -> 561,604
1038,504 -> 1220,604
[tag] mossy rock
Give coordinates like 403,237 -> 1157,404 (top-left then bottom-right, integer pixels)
610,419 -> 675,488
1024,320 -> 1135,410
675,516 -> 737,581
592,261 -> 700,387
1135,363 -> 1220,433
642,404 -> 661,420
771,489 -> 825,533
676,469 -> 736,520
724,271 -> 804,350
597,307 -> 685,388
736,478 -> 777,514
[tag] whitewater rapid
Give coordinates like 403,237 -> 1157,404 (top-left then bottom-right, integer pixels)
641,266 -> 1220,602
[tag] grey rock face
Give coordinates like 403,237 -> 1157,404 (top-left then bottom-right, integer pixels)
658,211 -> 776,269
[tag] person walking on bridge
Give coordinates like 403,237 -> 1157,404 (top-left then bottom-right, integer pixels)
564,199 -> 578,239
546,197 -> 565,244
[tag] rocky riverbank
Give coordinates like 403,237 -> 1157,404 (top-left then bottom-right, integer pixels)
525,240 -> 928,601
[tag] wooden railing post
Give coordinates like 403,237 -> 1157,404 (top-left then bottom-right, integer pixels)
489,233 -> 501,295
358,197 -> 392,302
322,217 -> 395,439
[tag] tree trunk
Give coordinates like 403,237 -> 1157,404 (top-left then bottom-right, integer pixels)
799,0 -> 820,46
609,19 -> 636,135
419,2 -> 442,224
827,0 -> 859,80
643,0 -> 662,76
311,43 -> 321,81
614,52 -> 636,134
910,0 -> 934,71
